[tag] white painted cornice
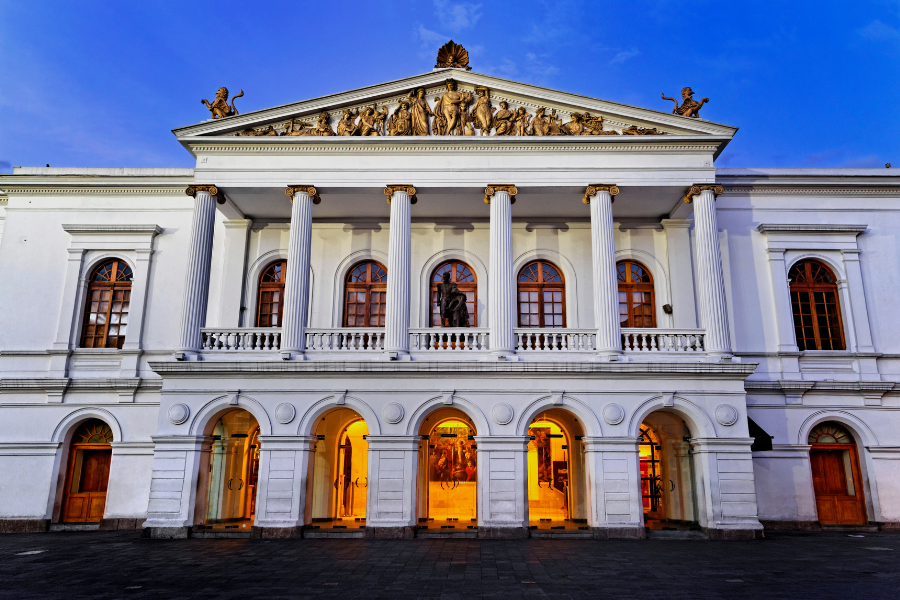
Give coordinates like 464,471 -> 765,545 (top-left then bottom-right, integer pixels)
717,168 -> 900,190
173,70 -> 737,139
62,224 -> 163,236
756,224 -> 867,234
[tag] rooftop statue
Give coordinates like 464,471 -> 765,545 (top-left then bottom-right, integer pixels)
662,87 -> 708,118
201,87 -> 243,119
434,40 -> 472,70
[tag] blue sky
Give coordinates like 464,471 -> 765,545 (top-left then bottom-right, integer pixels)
1,0 -> 897,171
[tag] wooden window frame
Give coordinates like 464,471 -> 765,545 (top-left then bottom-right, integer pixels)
256,260 -> 287,327
789,260 -> 846,351
79,259 -> 133,349
430,260 -> 477,327
617,260 -> 657,328
517,260 -> 566,328
343,261 -> 388,327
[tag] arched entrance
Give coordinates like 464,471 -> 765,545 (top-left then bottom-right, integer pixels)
309,408 -> 369,531
61,419 -> 113,523
417,408 -> 478,530
527,409 -> 587,531
808,422 -> 867,525
201,409 -> 260,532
639,412 -> 698,531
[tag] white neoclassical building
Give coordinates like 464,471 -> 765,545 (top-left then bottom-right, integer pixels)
1,55 -> 899,540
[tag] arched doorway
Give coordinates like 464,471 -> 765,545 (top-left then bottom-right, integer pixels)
417,408 -> 478,530
808,422 -> 866,525
309,408 -> 369,531
200,409 -> 260,532
526,409 -> 587,530
639,412 -> 698,531
61,419 -> 113,523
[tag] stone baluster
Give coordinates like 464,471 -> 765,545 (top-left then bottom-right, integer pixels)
688,185 -> 732,357
485,185 -> 517,357
176,185 -> 219,359
383,186 -> 416,358
280,186 -> 319,360
585,185 -> 622,360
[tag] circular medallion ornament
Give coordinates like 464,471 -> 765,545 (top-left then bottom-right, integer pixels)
715,404 -> 739,427
491,402 -> 514,426
167,403 -> 190,425
275,402 -> 296,424
382,402 -> 405,424
602,403 -> 625,425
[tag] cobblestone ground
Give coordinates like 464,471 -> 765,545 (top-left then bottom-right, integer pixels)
1,530 -> 898,599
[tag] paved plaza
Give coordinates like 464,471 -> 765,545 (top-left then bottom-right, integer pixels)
1,530 -> 898,599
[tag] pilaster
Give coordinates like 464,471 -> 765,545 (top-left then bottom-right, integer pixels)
252,435 -> 315,537
661,219 -> 698,328
215,219 -> 253,328
582,436 -> 645,539
474,436 -> 529,538
364,435 -> 418,537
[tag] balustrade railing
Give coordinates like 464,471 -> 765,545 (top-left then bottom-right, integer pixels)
305,328 -> 385,351
621,328 -> 705,352
409,328 -> 490,352
201,328 -> 282,351
515,329 -> 597,351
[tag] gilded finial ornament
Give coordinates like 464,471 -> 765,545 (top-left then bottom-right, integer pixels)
484,185 -> 518,204
662,87 -> 708,118
621,125 -> 664,136
285,186 -> 321,205
582,185 -> 620,204
435,40 -> 472,70
384,185 -> 418,204
682,184 -> 724,203
201,87 -> 244,119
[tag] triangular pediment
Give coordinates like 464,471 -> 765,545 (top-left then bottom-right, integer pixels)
173,70 -> 737,142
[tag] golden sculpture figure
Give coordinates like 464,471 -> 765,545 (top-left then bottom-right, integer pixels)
662,87 -> 708,118
514,107 -> 531,136
473,87 -> 494,136
562,112 -> 586,135
374,105 -> 389,136
337,108 -> 360,136
408,89 -> 433,136
460,92 -> 475,136
238,125 -> 277,137
434,40 -> 472,70
387,100 -> 412,136
288,112 -> 336,136
434,79 -> 464,135
201,87 -> 244,119
528,107 -> 548,136
622,125 -> 663,136
357,106 -> 380,136
546,110 -> 566,135
492,101 -> 515,136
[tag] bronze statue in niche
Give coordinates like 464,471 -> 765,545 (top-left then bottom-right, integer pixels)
202,87 -> 244,119
437,272 -> 470,327
662,87 -> 708,118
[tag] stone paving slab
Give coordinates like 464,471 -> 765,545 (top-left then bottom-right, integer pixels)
0,530 -> 898,599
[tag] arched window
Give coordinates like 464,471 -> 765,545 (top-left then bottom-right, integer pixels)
80,259 -> 133,349
617,260 -> 656,328
431,260 -> 477,326
517,260 -> 566,328
789,260 -> 845,351
257,260 -> 286,327
344,261 -> 388,327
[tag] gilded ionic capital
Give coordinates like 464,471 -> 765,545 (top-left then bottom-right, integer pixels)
383,185 -> 417,204
185,185 -> 224,204
683,184 -> 724,203
582,184 -> 620,204
285,185 -> 321,204
483,184 -> 518,204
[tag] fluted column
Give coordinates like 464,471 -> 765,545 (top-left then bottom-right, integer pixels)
176,185 -> 218,358
383,185 -> 415,357
585,185 -> 622,359
486,185 -> 517,356
280,185 -> 319,359
689,184 -> 732,357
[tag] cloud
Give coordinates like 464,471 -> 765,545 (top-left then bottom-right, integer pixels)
433,1 -> 482,32
416,24 -> 448,49
481,58 -> 519,78
858,19 -> 900,46
0,160 -> 11,174
609,49 -> 640,65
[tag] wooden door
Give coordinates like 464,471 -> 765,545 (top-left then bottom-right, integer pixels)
810,447 -> 866,525
62,448 -> 111,523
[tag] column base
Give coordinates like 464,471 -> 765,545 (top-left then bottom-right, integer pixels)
0,519 -> 50,534
703,527 -> 765,540
594,352 -> 624,362
487,352 -> 521,361
478,526 -> 529,539
381,351 -> 412,361
279,351 -> 307,361
172,351 -> 201,361
251,525 -> 304,539
364,526 -> 416,539
141,526 -> 191,539
591,526 -> 646,539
